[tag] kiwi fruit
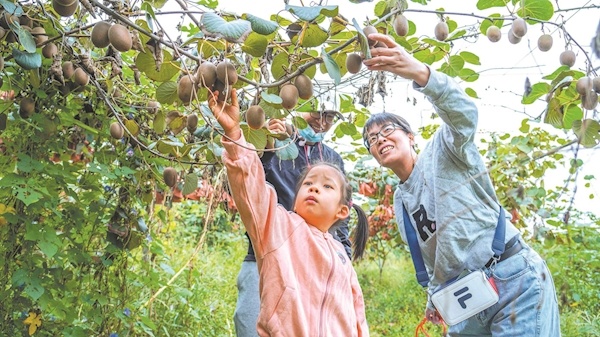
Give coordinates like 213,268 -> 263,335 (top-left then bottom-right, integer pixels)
163,167 -> 178,188
576,77 -> 592,95
196,62 -> 217,89
177,74 -> 196,105
19,98 -> 35,118
214,80 -> 232,102
346,53 -> 362,74
19,15 -> 33,28
91,21 -> 112,48
363,25 -> 378,46
511,18 -> 527,38
294,74 -> 313,100
73,68 -> 89,86
147,100 -> 160,114
109,122 -> 124,139
32,26 -> 47,45
42,43 -> 58,58
507,28 -> 521,44
280,84 -> 299,110
52,0 -> 78,17
582,92 -> 598,110
216,60 -> 238,86
108,24 -> 132,52
593,77 -> 600,94
559,50 -> 576,67
537,34 -> 553,52
286,23 -> 302,41
434,21 -> 449,41
393,14 -> 408,37
187,113 -> 199,133
62,61 -> 75,79
486,26 -> 501,42
246,105 -> 265,130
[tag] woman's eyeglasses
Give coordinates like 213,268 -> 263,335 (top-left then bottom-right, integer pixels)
309,111 -> 339,124
364,124 -> 403,150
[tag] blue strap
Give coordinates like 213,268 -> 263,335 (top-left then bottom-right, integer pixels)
402,205 -> 506,288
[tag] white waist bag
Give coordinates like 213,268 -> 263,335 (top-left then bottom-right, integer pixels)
431,270 -> 499,325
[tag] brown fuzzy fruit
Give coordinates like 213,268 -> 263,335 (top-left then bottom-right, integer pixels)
214,80 -> 233,102
393,14 -> 409,37
19,98 -> 35,118
286,23 -> 302,41
91,21 -> 112,48
73,68 -> 89,86
246,105 -> 265,130
109,122 -> 124,139
52,0 -> 78,17
582,92 -> 598,110
363,25 -> 378,46
294,74 -> 313,100
593,77 -> 600,94
108,24 -> 132,52
42,43 -> 58,58
187,113 -> 199,133
177,74 -> 196,105
434,22 -> 449,41
163,167 -> 178,188
486,26 -> 501,43
216,60 -> 237,86
62,61 -> 75,79
196,62 -> 217,89
147,100 -> 160,114
32,27 -> 47,45
507,28 -> 521,44
511,18 -> 527,38
346,53 -> 362,74
280,84 -> 299,110
576,77 -> 593,96
537,34 -> 553,52
559,50 -> 576,67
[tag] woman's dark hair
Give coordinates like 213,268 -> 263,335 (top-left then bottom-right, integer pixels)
362,112 -> 414,150
293,161 -> 368,261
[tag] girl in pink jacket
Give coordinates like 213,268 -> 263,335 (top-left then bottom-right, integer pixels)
208,89 -> 370,337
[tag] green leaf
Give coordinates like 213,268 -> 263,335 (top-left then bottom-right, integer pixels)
25,279 -> 45,301
544,97 -> 564,128
243,125 -> 267,150
39,230 -> 60,258
465,87 -> 479,98
201,12 -> 251,43
521,82 -> 550,104
259,100 -> 286,119
275,138 -> 299,161
0,0 -> 24,15
125,119 -> 140,136
517,0 -> 554,21
285,5 -> 338,21
15,186 -> 43,206
458,68 -> 479,82
459,51 -> 480,65
572,119 -> 600,148
300,23 -> 328,48
136,50 -> 179,82
156,81 -> 178,104
12,48 -> 41,70
261,92 -> 282,105
241,32 -> 268,57
479,14 -> 503,35
352,18 -> 371,59
476,0 -> 510,10
563,104 -> 583,129
321,47 -> 341,85
182,173 -> 198,196
198,39 -> 227,58
374,1 -> 389,17
9,21 -> 36,53
244,13 -> 278,35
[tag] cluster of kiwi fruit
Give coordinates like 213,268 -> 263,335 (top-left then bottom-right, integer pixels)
575,76 -> 600,110
61,61 -> 90,87
177,60 -> 237,106
91,21 -> 133,52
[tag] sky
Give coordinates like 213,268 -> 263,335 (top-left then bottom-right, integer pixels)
169,0 -> 600,215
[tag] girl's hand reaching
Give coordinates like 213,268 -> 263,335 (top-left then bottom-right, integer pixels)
208,89 -> 242,141
362,33 -> 430,87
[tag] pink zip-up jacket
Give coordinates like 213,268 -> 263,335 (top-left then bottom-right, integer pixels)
223,134 -> 369,337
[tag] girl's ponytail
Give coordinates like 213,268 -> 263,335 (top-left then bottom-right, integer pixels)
351,203 -> 369,261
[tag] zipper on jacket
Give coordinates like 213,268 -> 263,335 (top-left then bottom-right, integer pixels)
318,235 -> 336,337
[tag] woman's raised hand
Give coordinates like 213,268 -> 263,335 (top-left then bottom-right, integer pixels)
207,89 -> 242,140
362,33 -> 430,87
